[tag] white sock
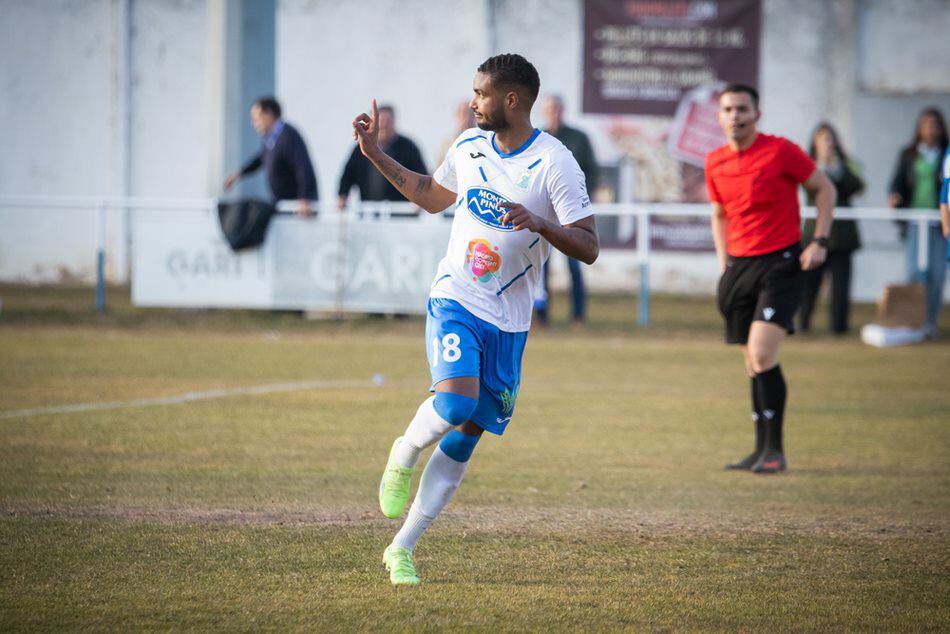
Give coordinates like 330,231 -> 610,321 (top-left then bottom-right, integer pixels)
394,396 -> 454,468
392,446 -> 468,551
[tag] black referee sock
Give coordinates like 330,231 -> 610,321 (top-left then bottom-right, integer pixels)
755,364 -> 786,453
750,377 -> 766,455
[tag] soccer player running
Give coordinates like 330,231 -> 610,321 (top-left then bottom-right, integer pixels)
705,84 -> 836,474
350,54 -> 599,585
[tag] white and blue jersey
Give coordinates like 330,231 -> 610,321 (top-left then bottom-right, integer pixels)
425,127 -> 594,434
431,127 -> 594,332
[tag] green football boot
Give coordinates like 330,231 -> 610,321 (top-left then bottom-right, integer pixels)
378,437 -> 414,519
383,544 -> 420,586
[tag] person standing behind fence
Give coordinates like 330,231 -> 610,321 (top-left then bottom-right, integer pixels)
337,104 -> 427,211
888,107 -> 948,337
224,97 -> 318,218
798,123 -> 865,335
534,95 -> 600,327
706,84 -> 836,474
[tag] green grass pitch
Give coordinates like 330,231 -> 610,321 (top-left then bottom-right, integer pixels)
0,286 -> 948,630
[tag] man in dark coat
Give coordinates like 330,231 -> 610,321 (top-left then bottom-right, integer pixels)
536,94 -> 600,326
224,97 -> 318,218
337,104 -> 427,210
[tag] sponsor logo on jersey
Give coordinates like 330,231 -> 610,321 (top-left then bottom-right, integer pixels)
470,151 -> 486,159
466,238 -> 502,282
466,187 -> 513,231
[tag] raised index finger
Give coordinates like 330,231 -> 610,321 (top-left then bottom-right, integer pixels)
372,99 -> 379,125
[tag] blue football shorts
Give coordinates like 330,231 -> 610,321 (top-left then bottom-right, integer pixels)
424,298 -> 528,435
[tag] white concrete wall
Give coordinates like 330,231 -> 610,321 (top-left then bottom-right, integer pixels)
1,0 -> 948,298
859,0 -> 950,94
277,0 -> 489,197
0,0 -> 121,282
130,0 -> 209,197
0,0 -> 120,196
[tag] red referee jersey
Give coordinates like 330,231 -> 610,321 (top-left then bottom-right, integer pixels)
705,133 -> 816,257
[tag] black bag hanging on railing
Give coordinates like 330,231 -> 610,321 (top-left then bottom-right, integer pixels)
216,198 -> 275,251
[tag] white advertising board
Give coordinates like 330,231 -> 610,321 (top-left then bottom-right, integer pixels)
132,210 -> 450,313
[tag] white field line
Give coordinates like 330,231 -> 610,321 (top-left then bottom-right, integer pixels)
0,379 -> 382,420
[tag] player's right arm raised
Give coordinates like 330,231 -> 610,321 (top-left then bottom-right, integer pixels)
352,100 -> 456,213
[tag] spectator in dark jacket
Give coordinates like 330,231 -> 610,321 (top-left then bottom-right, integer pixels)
888,107 -> 949,335
224,97 -> 318,218
799,122 -> 864,334
535,94 -> 600,326
337,104 -> 427,210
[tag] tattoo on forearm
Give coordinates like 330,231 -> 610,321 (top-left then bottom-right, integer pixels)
414,176 -> 432,197
376,156 -> 407,189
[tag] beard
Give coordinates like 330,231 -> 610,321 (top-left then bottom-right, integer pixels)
475,105 -> 509,132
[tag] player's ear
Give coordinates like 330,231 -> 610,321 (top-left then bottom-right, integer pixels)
506,90 -> 518,111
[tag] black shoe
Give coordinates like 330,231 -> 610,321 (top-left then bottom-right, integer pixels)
751,451 -> 787,474
725,451 -> 761,470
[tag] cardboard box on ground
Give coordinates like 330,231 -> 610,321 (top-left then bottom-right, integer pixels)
876,284 -> 926,329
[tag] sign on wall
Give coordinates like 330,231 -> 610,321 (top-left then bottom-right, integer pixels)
132,211 -> 449,313
583,0 -> 761,116
583,0 -> 761,253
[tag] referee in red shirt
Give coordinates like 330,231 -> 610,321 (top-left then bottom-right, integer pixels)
705,84 -> 836,474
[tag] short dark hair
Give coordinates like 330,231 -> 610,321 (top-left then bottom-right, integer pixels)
720,83 -> 759,109
477,54 -> 541,106
254,96 -> 282,118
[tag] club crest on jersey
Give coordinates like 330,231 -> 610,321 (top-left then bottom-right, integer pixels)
466,187 -> 513,231
516,169 -> 533,190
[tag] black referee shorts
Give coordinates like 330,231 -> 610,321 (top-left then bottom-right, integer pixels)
716,243 -> 803,345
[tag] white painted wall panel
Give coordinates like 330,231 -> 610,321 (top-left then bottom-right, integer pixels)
858,0 -> 950,93
2,0 -> 949,296
0,0 -> 118,195
277,0 -> 487,198
130,0 -> 209,197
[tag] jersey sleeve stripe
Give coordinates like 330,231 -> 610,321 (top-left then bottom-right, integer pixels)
527,158 -> 542,170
